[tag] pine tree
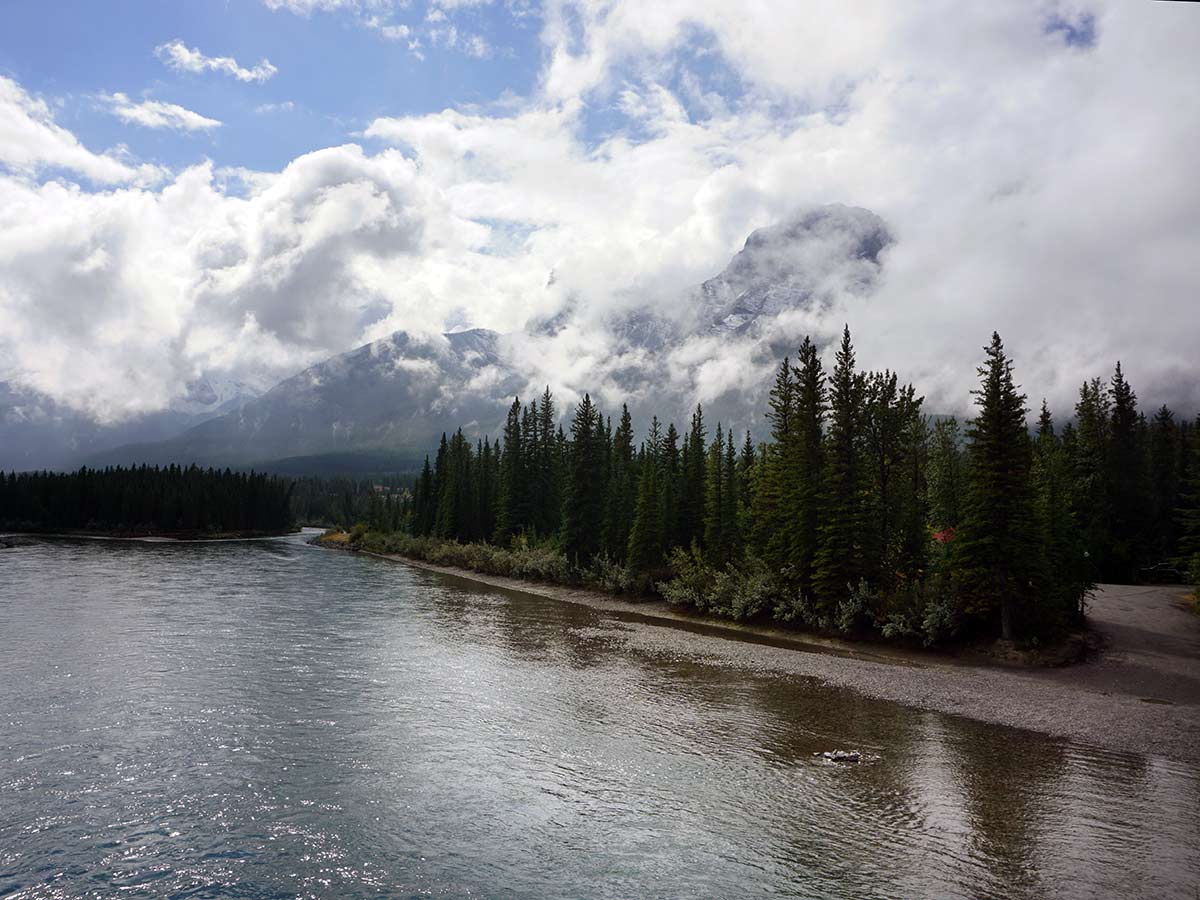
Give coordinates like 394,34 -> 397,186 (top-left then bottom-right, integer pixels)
1107,363 -> 1149,580
750,359 -> 794,572
604,404 -> 637,562
1149,405 -> 1182,561
814,326 -> 867,609
681,405 -> 707,549
723,429 -> 739,560
791,338 -> 827,596
957,333 -> 1037,640
562,394 -> 604,566
1071,377 -> 1110,580
1034,403 -> 1090,626
535,387 -> 561,536
628,418 -> 664,573
659,422 -> 682,551
928,418 -> 964,531
1177,416 -> 1200,574
703,423 -> 729,562
495,397 -> 526,544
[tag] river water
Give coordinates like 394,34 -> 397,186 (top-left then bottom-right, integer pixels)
1,532 -> 1197,899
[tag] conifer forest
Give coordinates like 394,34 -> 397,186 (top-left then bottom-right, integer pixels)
344,329 -> 1200,646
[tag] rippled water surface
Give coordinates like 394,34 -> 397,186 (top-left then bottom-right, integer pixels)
2,533 -> 1198,899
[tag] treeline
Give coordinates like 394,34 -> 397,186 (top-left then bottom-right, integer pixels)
0,465 -> 295,535
291,474 -> 412,529
360,329 -> 1200,645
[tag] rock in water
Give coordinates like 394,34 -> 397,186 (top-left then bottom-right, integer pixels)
820,749 -> 862,763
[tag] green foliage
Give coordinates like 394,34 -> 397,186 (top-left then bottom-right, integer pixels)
627,418 -> 665,573
955,332 -> 1040,640
0,464 -> 295,535
813,326 -> 868,611
324,325 -> 1194,652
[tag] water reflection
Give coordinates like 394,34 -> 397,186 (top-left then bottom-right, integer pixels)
1,534 -> 1198,899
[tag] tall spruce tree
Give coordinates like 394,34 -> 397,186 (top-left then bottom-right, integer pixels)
628,418 -> 665,573
1071,377 -> 1111,580
562,394 -> 604,565
495,397 -> 526,543
750,358 -> 795,573
791,337 -> 827,595
1149,405 -> 1182,561
703,423 -> 729,562
957,333 -> 1037,640
1106,363 -> 1149,580
813,326 -> 867,609
604,404 -> 637,562
681,405 -> 708,549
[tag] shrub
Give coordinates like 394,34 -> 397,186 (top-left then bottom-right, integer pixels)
837,579 -> 877,635
587,554 -> 635,594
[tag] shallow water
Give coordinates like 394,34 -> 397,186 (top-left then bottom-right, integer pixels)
1,532 -> 1197,899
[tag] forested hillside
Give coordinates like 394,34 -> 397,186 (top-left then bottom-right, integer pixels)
349,329 -> 1200,646
0,465 -> 295,537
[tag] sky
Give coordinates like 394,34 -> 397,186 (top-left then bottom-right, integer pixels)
0,0 -> 1198,425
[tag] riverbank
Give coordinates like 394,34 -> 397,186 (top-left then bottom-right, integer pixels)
1,528 -> 300,545
315,537 -> 1200,763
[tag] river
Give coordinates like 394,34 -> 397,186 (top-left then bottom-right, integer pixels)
1,532 -> 1197,898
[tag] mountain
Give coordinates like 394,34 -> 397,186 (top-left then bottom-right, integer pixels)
696,204 -> 890,336
86,329 -> 519,470
49,204 -> 891,472
0,375 -> 259,472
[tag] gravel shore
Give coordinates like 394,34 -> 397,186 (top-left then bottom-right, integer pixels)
358,549 -> 1200,764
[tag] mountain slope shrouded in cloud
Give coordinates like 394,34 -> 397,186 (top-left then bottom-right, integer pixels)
81,205 -> 890,469
0,376 -> 259,471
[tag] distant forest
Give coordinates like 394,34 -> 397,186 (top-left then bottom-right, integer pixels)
0,465 -> 295,536
352,329 -> 1200,645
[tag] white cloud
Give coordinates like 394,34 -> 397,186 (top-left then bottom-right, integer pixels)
255,101 -> 297,114
155,39 -> 278,83
4,1 -> 1200,428
103,93 -> 222,132
0,140 -> 536,422
0,77 -> 160,185
262,0 -> 364,12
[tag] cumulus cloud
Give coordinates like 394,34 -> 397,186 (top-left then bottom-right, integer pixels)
155,39 -> 278,83
0,77 -> 159,184
0,141 -> 547,422
102,93 -> 222,131
3,1 -> 1200,430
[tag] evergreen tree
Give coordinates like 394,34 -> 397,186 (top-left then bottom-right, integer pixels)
628,418 -> 665,573
562,395 -> 604,565
1106,363 -> 1149,580
957,333 -> 1037,640
604,404 -> 637,561
750,359 -> 795,573
703,423 -> 730,562
1071,377 -> 1111,580
535,387 -> 561,536
790,338 -> 827,597
1177,416 -> 1200,573
1032,402 -> 1090,627
723,428 -> 740,560
495,397 -> 526,543
681,405 -> 707,549
659,422 -> 682,551
1148,405 -> 1182,562
928,418 -> 964,531
813,326 -> 867,609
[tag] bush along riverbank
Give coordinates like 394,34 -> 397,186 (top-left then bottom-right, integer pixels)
323,329 -> 1200,656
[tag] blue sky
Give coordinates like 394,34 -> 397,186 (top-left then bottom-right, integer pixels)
0,0 -> 545,173
0,1 -> 1198,424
